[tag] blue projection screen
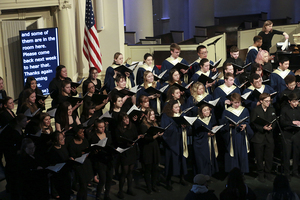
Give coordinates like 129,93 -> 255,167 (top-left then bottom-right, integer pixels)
20,27 -> 60,95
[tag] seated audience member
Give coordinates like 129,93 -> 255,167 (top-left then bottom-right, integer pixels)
246,35 -> 262,67
220,168 -> 256,200
266,175 -> 300,200
184,174 -> 218,200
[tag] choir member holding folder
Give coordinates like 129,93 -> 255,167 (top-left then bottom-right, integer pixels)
68,125 -> 93,200
82,67 -> 102,95
46,131 -> 72,199
0,96 -> 16,127
115,112 -> 144,199
49,65 -> 77,107
250,93 -> 277,183
90,119 -> 114,200
137,71 -> 165,115
139,108 -> 164,194
136,53 -> 160,85
191,58 -> 216,94
161,43 -> 189,82
220,93 -> 253,173
186,82 -> 213,117
192,102 -> 220,176
161,100 -> 191,190
17,76 -> 43,113
104,52 -> 135,93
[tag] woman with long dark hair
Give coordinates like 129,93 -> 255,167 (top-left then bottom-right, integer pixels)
82,67 -> 102,95
139,108 -> 163,194
19,88 -> 40,115
136,53 -> 160,85
17,76 -> 43,113
115,112 -> 143,199
0,96 -> 16,126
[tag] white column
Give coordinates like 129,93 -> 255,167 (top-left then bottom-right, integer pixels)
124,0 -> 153,42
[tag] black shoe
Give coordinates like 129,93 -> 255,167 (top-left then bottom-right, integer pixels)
152,186 -> 160,193
292,173 -> 300,179
180,179 -> 188,186
117,191 -> 124,199
127,189 -> 136,196
266,174 -> 275,182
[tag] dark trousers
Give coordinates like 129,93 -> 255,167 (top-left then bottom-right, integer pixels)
143,163 -> 159,190
282,133 -> 300,175
95,162 -> 113,198
253,137 -> 274,176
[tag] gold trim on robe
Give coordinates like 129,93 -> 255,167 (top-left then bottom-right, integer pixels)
174,112 -> 188,158
196,93 -> 208,102
219,84 -> 237,95
141,64 -> 154,71
166,56 -> 183,66
247,84 -> 265,93
196,70 -> 210,76
273,68 -> 290,80
226,106 -> 250,157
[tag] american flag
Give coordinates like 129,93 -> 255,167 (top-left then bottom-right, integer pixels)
83,0 -> 102,72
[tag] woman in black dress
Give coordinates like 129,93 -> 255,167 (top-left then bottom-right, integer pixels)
82,67 -> 102,95
84,81 -> 108,112
0,96 -> 16,126
68,125 -> 93,200
17,76 -> 43,113
139,108 -> 163,194
47,131 -> 72,200
0,76 -> 7,108
115,112 -> 144,199
19,138 -> 49,200
19,88 -> 41,115
90,119 -> 115,200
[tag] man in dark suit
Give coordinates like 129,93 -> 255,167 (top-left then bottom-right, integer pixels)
250,93 -> 277,183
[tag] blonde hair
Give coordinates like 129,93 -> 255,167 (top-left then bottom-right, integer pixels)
190,82 -> 205,103
143,71 -> 157,89
262,20 -> 273,32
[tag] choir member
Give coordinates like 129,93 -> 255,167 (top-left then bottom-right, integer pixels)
255,50 -> 273,77
213,73 -> 241,113
139,108 -> 163,194
80,101 -> 96,140
245,36 -> 262,67
161,43 -> 189,82
191,58 -> 216,94
186,82 -> 213,117
0,96 -> 16,126
280,93 -> 300,181
49,65 -> 77,107
192,103 -> 219,176
2,114 -> 27,198
250,93 -> 276,183
161,100 -> 190,190
136,53 -> 160,85
270,57 -> 295,99
18,138 -> 48,199
225,46 -> 245,77
280,75 -> 300,107
55,101 -> 81,136
40,112 -> 53,134
164,86 -> 185,110
17,76 -> 43,113
18,88 -> 41,114
138,95 -> 150,112
90,119 -> 115,200
242,73 -> 276,111
104,52 -> 135,93
190,45 -> 213,75
220,93 -> 253,173
0,76 -> 7,108
259,20 -> 289,52
137,71 -> 164,114
115,112 -> 143,199
250,63 -> 269,82
68,125 -> 93,200
47,131 -> 72,199
82,67 -> 102,95
84,81 -> 108,112
109,73 -> 135,112
216,62 -> 240,88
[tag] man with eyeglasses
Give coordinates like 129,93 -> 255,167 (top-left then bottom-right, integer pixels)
279,75 -> 300,107
280,93 -> 300,181
250,93 -> 276,183
242,73 -> 276,111
190,45 -> 215,75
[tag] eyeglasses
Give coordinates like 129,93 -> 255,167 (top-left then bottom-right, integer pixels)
200,51 -> 208,55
